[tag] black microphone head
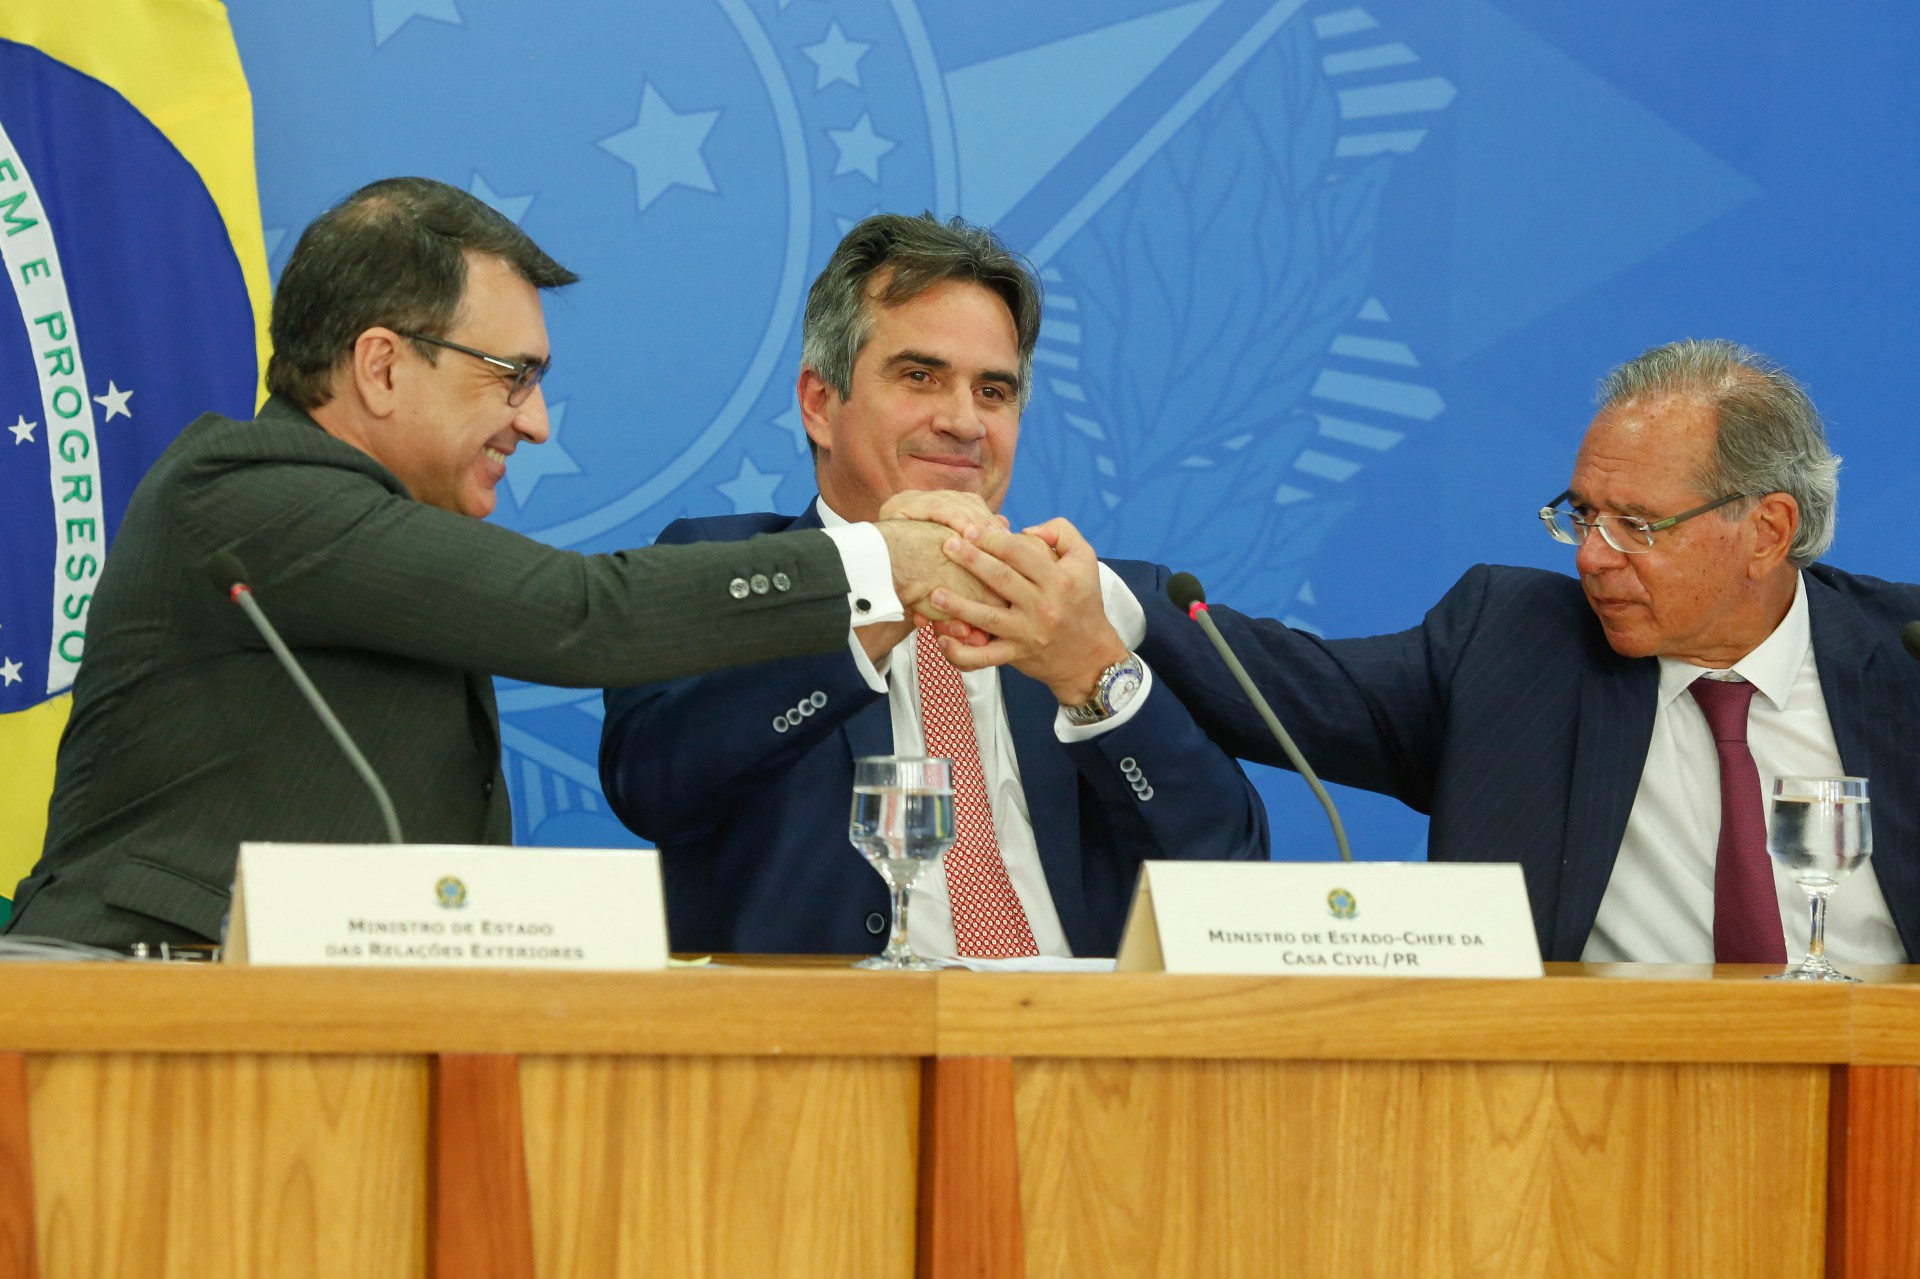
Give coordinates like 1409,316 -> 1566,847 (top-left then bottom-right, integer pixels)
1902,620 -> 1920,662
208,551 -> 250,597
1167,572 -> 1207,613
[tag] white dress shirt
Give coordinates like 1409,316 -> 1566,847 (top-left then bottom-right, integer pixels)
817,498 -> 1151,958
1583,572 -> 1905,963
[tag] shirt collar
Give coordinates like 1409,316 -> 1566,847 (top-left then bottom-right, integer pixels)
1656,571 -> 1809,713
814,494 -> 850,528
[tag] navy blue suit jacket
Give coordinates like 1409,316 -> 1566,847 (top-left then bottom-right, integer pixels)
1136,563 -> 1920,961
601,506 -> 1269,956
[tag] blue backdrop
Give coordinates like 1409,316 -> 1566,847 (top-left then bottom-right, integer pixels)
226,0 -> 1920,860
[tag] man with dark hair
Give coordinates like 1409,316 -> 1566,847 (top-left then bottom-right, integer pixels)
939,339 -> 1920,965
6,180 -> 983,949
599,213 -> 1266,960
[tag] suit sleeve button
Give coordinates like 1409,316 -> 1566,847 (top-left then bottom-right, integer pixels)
750,574 -> 771,595
865,912 -> 887,935
729,577 -> 751,599
773,572 -> 791,592
772,717 -> 790,733
810,691 -> 828,708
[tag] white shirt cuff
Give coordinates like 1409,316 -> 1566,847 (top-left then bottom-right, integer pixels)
824,523 -> 904,694
1054,661 -> 1154,742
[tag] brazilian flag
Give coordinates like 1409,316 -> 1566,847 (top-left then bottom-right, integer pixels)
0,0 -> 270,922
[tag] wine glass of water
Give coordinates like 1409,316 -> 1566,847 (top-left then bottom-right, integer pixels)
849,756 -> 956,971
1765,775 -> 1872,982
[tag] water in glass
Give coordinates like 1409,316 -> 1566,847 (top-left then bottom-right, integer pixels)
1765,775 -> 1871,982
850,785 -> 955,889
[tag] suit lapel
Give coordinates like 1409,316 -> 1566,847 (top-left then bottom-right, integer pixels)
1553,655 -> 1658,960
1000,670 -> 1083,941
1809,578 -> 1920,955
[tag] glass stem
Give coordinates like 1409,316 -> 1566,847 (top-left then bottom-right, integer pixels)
887,881 -> 912,956
1807,890 -> 1828,961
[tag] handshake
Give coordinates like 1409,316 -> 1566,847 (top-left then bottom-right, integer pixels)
873,492 -> 1131,709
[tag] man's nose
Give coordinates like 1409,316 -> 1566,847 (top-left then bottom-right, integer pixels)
514,385 -> 551,445
931,387 -> 986,441
1574,520 -> 1628,574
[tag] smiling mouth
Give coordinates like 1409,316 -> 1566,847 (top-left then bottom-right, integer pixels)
483,446 -> 509,466
911,453 -> 980,469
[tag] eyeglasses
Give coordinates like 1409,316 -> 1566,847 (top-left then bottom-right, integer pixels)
1539,489 -> 1752,555
397,331 -> 550,407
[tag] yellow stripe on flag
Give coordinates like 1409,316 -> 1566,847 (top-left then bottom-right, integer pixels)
0,0 -> 271,400
0,1 -> 269,901
0,696 -> 68,900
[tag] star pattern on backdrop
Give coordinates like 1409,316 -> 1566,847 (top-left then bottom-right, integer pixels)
835,206 -> 881,237
93,382 -> 133,422
770,405 -> 810,455
7,416 -> 33,445
0,658 -> 21,688
600,83 -> 721,214
503,401 -> 580,507
801,23 -> 871,90
371,0 -> 463,48
470,172 -> 535,225
827,113 -> 896,182
716,457 -> 784,513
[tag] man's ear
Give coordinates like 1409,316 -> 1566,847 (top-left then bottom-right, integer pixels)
1749,491 -> 1800,577
797,367 -> 838,453
349,328 -> 404,420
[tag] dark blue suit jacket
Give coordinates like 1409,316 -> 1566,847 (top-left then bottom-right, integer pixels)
1137,563 -> 1920,961
601,506 -> 1269,956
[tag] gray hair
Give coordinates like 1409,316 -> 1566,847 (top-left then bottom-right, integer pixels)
800,212 -> 1042,409
1597,339 -> 1839,566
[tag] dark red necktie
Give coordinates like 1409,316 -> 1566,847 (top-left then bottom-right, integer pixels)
1688,678 -> 1786,964
913,628 -> 1038,958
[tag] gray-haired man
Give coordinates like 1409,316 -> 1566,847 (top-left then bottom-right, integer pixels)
947,339 -> 1920,965
601,212 -> 1268,959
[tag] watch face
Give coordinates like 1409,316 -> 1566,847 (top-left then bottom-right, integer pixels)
1100,657 -> 1145,712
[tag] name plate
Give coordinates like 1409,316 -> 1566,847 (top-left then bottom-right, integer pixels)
1116,861 -> 1543,978
225,843 -> 668,969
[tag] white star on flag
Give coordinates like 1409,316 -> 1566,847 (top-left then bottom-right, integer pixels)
0,657 -> 22,687
7,416 -> 34,445
94,381 -> 134,421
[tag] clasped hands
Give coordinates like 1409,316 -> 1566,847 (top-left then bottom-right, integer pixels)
874,491 -> 1129,707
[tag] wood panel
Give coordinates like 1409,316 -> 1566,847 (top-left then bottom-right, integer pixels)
937,969 -> 1852,1062
0,967 -> 934,1056
28,1054 -> 427,1279
431,1055 -> 534,1279
0,1054 -> 35,1279
917,1058 -> 1023,1279
1827,1065 -> 1920,1279
518,1055 -> 917,1279
1011,1058 -> 1828,1279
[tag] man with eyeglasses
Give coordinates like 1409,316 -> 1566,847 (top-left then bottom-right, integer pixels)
6,177 -> 990,949
937,338 -> 1920,964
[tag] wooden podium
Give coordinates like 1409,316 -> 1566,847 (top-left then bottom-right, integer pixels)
0,962 -> 1913,1278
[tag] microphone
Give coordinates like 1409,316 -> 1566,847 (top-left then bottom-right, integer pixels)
208,552 -> 403,843
1167,572 -> 1352,862
1902,621 -> 1920,661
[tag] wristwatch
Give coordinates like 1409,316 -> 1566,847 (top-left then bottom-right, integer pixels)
1062,652 -> 1146,726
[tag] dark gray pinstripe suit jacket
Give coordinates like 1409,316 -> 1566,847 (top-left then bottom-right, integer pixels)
7,397 -> 855,947
1138,564 -> 1920,961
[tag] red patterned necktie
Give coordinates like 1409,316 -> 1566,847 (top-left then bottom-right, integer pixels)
913,627 -> 1039,957
1688,677 -> 1787,964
